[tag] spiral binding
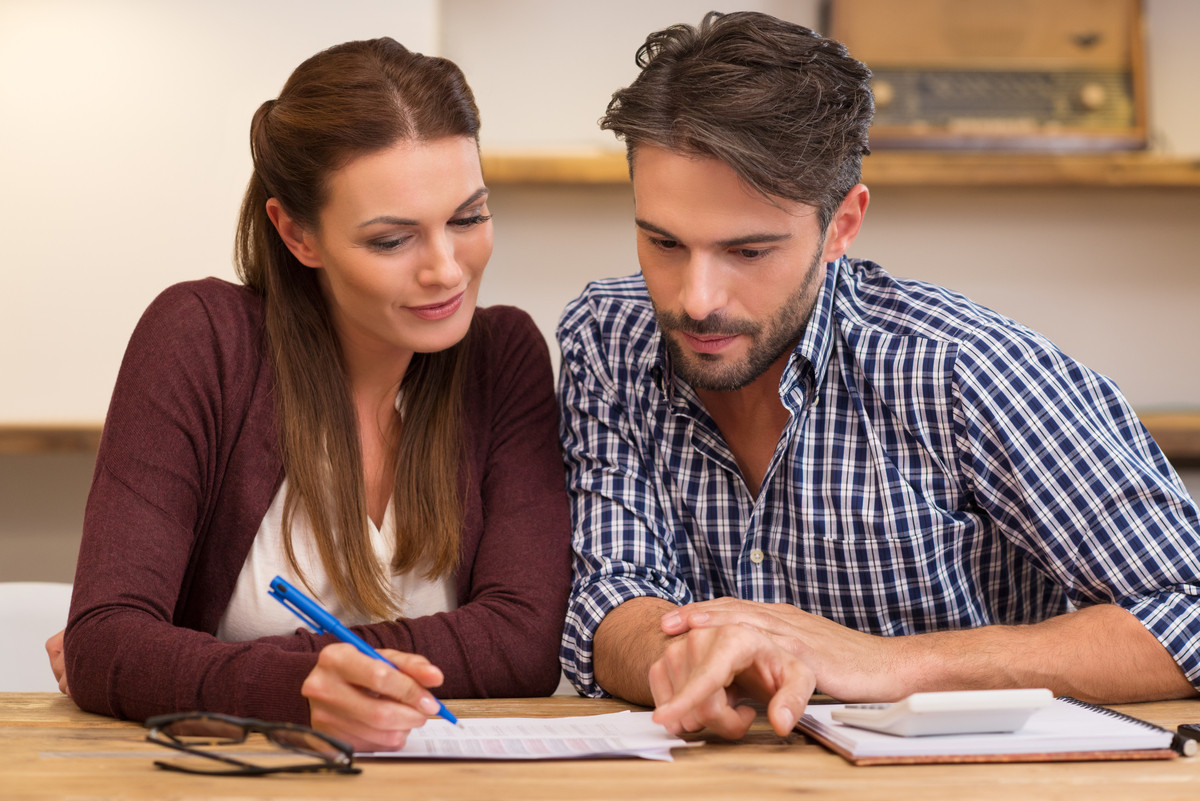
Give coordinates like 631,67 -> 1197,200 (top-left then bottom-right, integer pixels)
1056,696 -> 1170,735
1058,695 -> 1194,756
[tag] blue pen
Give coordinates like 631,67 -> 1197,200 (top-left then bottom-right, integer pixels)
268,575 -> 461,727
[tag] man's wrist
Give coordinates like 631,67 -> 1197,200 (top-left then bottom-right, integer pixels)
594,596 -> 680,705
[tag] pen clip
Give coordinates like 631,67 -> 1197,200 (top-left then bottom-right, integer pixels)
268,582 -> 329,636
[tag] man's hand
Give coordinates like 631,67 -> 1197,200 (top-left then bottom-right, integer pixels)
45,629 -> 69,696
662,598 -> 1200,706
660,597 -> 907,702
302,643 -> 447,752
648,623 -> 816,739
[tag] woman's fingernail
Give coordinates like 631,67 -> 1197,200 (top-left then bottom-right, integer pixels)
419,697 -> 440,715
662,612 -> 681,628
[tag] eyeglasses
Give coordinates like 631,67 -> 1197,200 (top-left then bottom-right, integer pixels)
144,712 -> 361,776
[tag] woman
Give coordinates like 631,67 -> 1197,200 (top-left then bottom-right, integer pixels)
50,37 -> 571,751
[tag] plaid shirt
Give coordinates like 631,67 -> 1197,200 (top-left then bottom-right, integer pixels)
556,257 -> 1200,697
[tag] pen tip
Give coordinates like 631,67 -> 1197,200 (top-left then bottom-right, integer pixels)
456,721 -> 465,729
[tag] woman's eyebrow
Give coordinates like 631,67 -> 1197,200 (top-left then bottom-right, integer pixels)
358,187 -> 490,228
456,187 -> 489,212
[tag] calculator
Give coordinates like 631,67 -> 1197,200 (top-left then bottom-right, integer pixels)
830,689 -> 1054,737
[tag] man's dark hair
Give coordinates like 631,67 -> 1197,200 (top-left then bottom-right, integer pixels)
601,11 -> 873,229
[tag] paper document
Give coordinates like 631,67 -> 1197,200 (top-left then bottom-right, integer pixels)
359,710 -> 693,761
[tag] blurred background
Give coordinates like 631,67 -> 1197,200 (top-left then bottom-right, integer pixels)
2,0 -> 1198,581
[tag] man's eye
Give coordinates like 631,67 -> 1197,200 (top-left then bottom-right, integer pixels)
652,238 -> 679,250
737,248 -> 769,259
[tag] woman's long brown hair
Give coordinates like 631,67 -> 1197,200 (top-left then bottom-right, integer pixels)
233,38 -> 480,620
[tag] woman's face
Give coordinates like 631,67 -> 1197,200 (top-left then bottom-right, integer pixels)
299,136 -> 492,369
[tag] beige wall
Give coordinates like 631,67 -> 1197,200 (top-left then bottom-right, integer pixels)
2,0 -> 1198,581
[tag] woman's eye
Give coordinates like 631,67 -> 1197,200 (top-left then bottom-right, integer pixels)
452,213 -> 493,229
370,237 -> 409,252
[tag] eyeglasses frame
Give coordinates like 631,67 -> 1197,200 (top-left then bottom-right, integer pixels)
144,711 -> 361,776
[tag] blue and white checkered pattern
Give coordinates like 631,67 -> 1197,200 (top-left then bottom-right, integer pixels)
556,257 -> 1200,697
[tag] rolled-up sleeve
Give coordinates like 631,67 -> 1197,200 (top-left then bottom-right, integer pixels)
556,300 -> 691,697
953,332 -> 1200,688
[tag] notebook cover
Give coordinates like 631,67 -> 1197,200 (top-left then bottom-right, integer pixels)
798,697 -> 1180,766
807,730 -> 1176,767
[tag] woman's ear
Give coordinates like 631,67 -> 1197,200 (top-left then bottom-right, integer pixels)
820,183 -> 869,263
265,198 -> 323,268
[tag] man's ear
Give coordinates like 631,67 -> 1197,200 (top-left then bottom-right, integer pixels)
265,198 -> 323,268
820,184 -> 869,263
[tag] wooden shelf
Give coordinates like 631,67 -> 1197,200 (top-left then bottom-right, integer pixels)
481,150 -> 1200,188
862,151 -> 1200,188
1139,412 -> 1200,468
483,150 -> 629,184
3,413 -> 1199,466
0,424 -> 102,454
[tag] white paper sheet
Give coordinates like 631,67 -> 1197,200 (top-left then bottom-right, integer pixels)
358,710 -> 694,761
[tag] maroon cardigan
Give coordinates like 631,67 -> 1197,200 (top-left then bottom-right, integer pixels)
64,279 -> 571,724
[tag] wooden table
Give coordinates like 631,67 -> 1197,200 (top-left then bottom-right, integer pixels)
5,692 -> 1200,800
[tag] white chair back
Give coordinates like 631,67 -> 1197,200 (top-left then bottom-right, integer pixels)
0,582 -> 73,692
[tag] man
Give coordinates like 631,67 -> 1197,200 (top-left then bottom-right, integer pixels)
556,11 -> 1200,740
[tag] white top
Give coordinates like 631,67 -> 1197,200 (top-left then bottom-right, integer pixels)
217,478 -> 457,641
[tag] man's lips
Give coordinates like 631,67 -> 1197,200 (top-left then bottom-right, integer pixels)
679,331 -> 739,354
407,292 -> 464,321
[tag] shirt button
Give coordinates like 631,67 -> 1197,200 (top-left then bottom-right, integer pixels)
749,549 -> 765,565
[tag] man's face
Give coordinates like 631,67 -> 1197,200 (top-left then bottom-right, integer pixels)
632,145 -> 831,392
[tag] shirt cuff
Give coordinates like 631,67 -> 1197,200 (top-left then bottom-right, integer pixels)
560,575 -> 682,698
1123,593 -> 1200,689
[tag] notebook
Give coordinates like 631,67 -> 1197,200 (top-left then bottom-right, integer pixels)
797,696 -> 1180,765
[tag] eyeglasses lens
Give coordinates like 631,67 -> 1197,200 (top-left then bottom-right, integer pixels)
267,728 -> 348,759
160,716 -> 247,745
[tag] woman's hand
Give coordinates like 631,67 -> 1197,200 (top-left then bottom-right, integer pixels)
302,643 -> 447,751
45,629 -> 70,695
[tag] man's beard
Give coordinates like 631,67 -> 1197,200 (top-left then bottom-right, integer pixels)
654,251 -> 824,392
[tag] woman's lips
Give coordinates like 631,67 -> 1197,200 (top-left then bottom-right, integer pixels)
407,292 -> 464,321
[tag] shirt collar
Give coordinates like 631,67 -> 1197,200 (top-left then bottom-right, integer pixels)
780,256 -> 842,411
647,326 -> 674,402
